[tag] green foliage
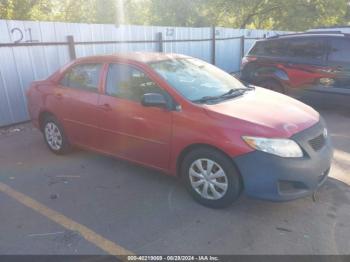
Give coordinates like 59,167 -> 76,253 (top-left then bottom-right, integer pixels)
0,0 -> 40,20
143,0 -> 213,26
0,0 -> 349,30
0,0 -> 117,23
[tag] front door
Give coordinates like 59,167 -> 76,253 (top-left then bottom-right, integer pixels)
327,38 -> 350,89
283,37 -> 328,88
97,63 -> 173,170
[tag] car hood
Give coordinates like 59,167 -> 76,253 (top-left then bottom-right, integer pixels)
203,87 -> 320,138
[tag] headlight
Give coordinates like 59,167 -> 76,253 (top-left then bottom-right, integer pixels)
242,136 -> 303,158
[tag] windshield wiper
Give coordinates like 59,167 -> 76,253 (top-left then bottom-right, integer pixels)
193,86 -> 255,104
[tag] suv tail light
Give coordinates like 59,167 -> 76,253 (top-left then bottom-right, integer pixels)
241,56 -> 257,69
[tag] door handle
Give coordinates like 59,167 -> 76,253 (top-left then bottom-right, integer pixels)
99,103 -> 112,111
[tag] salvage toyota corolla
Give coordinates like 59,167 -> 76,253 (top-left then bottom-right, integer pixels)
26,52 -> 333,208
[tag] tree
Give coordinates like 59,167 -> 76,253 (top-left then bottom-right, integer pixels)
124,0 -> 350,30
0,0 -> 40,20
144,0 -> 213,26
204,0 -> 349,30
0,0 -> 117,23
266,0 -> 348,31
0,0 -> 349,30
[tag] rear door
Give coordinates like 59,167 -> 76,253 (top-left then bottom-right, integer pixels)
241,39 -> 290,83
326,37 -> 350,89
284,37 -> 328,88
55,63 -> 103,149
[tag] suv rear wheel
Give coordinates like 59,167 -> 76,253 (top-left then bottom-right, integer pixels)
181,147 -> 242,208
259,79 -> 285,93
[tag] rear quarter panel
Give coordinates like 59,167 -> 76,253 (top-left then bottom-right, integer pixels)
26,82 -> 45,128
26,80 -> 59,129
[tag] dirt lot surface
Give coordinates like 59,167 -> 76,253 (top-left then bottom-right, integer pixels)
0,108 -> 349,255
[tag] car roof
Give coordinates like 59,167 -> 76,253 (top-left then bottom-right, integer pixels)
262,32 -> 349,41
73,52 -> 190,64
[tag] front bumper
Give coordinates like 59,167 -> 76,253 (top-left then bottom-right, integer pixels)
234,119 -> 333,201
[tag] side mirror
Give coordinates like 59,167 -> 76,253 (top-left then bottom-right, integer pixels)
141,93 -> 168,108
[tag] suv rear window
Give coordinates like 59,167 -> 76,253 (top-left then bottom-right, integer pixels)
286,38 -> 325,61
328,38 -> 350,63
249,40 -> 288,57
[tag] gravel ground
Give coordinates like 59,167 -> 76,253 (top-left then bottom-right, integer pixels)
0,108 -> 349,255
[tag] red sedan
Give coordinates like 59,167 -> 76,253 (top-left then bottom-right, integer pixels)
27,52 -> 333,208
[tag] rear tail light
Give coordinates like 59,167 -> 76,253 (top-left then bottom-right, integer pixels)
241,56 -> 257,69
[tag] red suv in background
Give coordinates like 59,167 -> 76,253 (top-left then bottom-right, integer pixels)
240,31 -> 350,94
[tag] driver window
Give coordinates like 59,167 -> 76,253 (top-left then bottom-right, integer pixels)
106,63 -> 164,102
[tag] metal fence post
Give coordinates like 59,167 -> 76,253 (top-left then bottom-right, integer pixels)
211,26 -> 216,65
67,35 -> 76,60
240,35 -> 245,59
157,32 -> 163,52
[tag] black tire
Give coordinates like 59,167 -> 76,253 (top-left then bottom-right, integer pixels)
181,147 -> 242,209
41,116 -> 71,155
259,79 -> 285,93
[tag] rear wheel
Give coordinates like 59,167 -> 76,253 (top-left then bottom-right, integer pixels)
259,79 -> 285,93
181,148 -> 242,208
42,116 -> 71,155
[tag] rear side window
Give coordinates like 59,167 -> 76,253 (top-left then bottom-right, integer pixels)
328,38 -> 350,63
249,40 -> 288,57
61,63 -> 102,92
287,38 -> 325,61
106,64 -> 164,102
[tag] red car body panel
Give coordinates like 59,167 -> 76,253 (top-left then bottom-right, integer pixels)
204,88 -> 319,137
241,34 -> 350,91
277,63 -> 333,88
243,58 -> 335,89
27,53 -> 320,176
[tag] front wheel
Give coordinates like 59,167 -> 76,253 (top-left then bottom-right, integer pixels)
181,148 -> 242,208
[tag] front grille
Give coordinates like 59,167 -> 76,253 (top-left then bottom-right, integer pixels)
309,133 -> 326,151
278,180 -> 309,194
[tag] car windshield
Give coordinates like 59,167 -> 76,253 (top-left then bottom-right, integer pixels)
149,58 -> 247,102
